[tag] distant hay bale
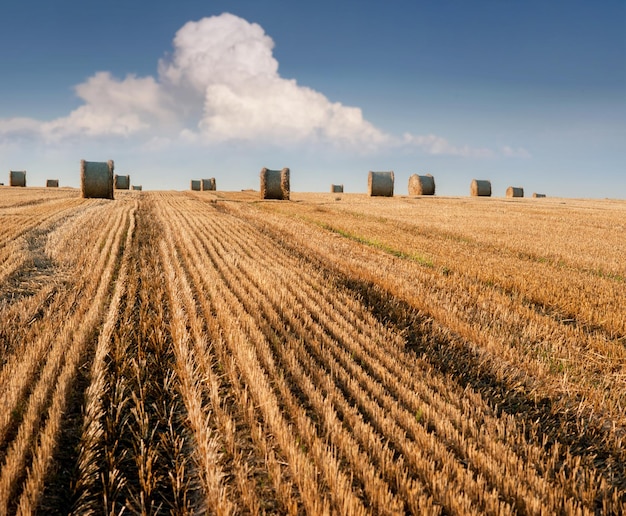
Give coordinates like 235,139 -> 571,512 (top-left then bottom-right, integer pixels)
532,192 -> 546,198
9,170 -> 26,187
260,168 -> 290,200
46,179 -> 59,188
506,186 -> 524,198
408,174 -> 435,195
331,184 -> 344,193
201,178 -> 216,191
132,185 -> 142,191
368,171 -> 394,197
114,174 -> 130,190
81,160 -> 114,199
470,179 -> 491,197
190,180 -> 201,191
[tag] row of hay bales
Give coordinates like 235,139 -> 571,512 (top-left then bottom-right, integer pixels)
3,164 -> 139,195
5,164 -> 547,200
366,171 -> 434,197
365,173 -> 545,198
190,169 -> 292,200
474,182 -> 546,198
248,168 -> 546,200
364,174 -> 545,198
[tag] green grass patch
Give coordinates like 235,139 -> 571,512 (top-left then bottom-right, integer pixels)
592,268 -> 626,282
315,221 -> 435,267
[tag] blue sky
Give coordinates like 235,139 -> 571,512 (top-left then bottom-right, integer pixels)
1,0 -> 624,197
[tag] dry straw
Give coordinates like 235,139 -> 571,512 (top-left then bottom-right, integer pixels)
532,193 -> 546,198
114,174 -> 130,190
331,184 -> 344,193
506,186 -> 524,198
190,180 -> 201,191
9,170 -> 26,187
132,185 -> 142,191
46,179 -> 59,188
368,171 -> 394,197
408,174 -> 435,195
260,168 -> 290,200
81,160 -> 114,199
470,179 -> 491,197
201,178 -> 216,191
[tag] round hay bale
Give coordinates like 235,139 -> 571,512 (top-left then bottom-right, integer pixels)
506,186 -> 524,198
532,192 -> 546,198
330,184 -> 344,193
190,180 -> 201,191
9,170 -> 26,187
46,179 -> 59,188
132,185 -> 142,191
470,179 -> 491,197
81,160 -> 114,199
260,168 -> 290,200
201,178 -> 216,191
368,171 -> 394,197
408,174 -> 435,195
114,174 -> 130,190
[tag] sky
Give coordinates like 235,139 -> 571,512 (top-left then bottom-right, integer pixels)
0,0 -> 624,197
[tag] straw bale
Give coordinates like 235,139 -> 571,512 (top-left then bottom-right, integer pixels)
506,186 -> 524,198
81,160 -> 114,199
201,178 -> 216,191
46,179 -> 59,188
408,174 -> 435,195
368,171 -> 394,197
260,168 -> 290,200
470,179 -> 491,197
532,193 -> 546,198
190,180 -> 201,191
132,185 -> 142,191
330,184 -> 344,193
9,170 -> 26,187
114,174 -> 130,190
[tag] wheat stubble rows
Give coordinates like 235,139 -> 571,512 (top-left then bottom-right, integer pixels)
0,188 -> 624,514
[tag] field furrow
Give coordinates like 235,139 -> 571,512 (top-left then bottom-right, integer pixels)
0,193 -> 135,514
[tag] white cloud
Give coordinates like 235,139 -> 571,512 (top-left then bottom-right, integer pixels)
0,117 -> 42,137
158,14 -> 388,146
501,145 -> 531,158
159,14 -> 278,93
40,72 -> 177,141
402,133 -> 495,158
0,12 -> 520,159
140,136 -> 173,152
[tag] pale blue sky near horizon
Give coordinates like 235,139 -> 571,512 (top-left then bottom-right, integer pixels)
0,0 -> 624,197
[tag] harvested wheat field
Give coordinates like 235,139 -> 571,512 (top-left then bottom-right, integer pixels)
1,187 -> 625,515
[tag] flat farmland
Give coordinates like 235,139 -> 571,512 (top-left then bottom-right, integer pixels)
0,187 -> 624,515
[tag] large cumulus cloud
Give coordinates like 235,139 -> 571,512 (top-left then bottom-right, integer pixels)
0,12 -> 527,157
158,13 -> 387,145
